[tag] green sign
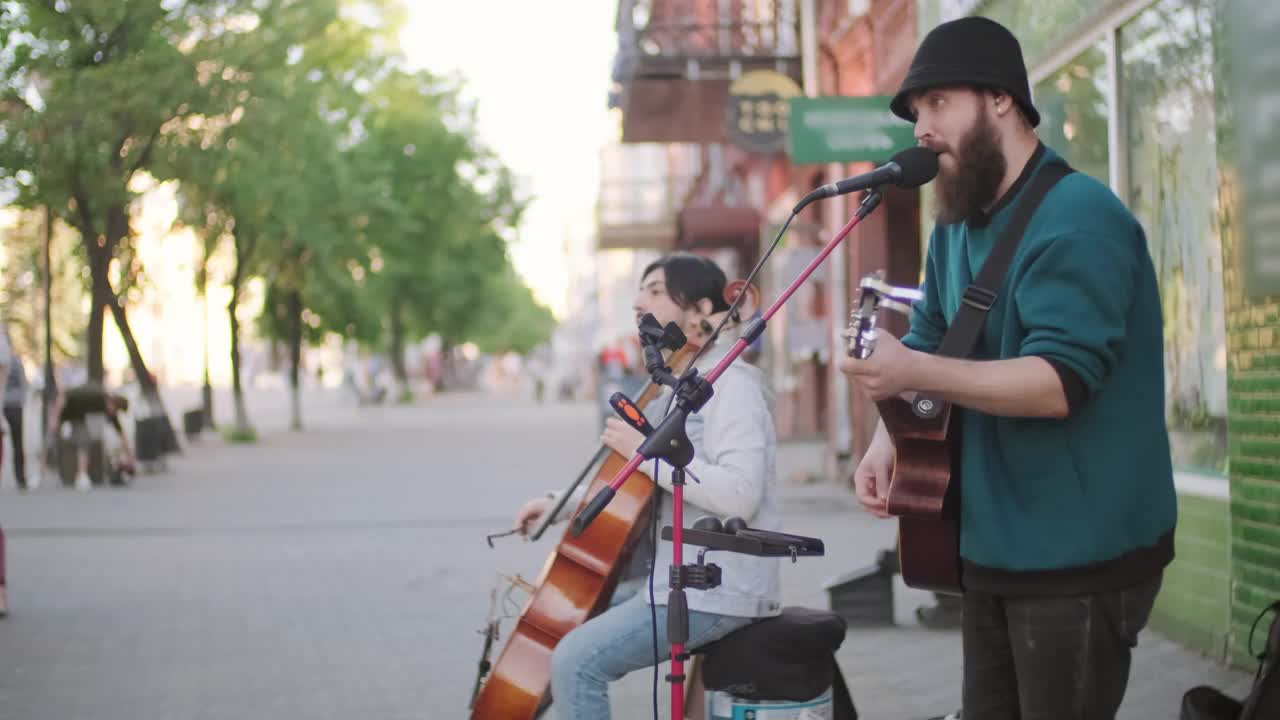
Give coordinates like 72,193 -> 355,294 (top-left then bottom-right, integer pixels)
787,96 -> 917,164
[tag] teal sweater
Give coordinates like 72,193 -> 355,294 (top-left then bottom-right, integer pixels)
901,145 -> 1177,593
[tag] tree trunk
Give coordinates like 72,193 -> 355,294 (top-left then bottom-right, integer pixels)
106,294 -> 164,416
202,288 -> 214,429
107,293 -> 182,457
41,206 -> 56,440
196,234 -> 215,428
228,289 -> 251,433
78,195 -> 178,453
287,289 -> 303,431
388,292 -> 409,397
228,234 -> 256,436
70,189 -> 117,386
86,244 -> 111,384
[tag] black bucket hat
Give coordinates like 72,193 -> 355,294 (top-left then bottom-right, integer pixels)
890,16 -> 1040,128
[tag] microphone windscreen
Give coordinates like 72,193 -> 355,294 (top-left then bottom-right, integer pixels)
892,146 -> 940,188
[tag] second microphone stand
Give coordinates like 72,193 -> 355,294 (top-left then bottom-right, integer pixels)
576,189 -> 885,720
603,313 -> 736,720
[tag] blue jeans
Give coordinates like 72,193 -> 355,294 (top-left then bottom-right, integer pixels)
550,593 -> 755,720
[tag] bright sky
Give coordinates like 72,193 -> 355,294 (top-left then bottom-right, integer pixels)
400,1 -> 620,319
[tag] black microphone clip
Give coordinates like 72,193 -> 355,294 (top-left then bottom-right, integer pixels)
637,313 -> 686,354
637,313 -> 686,387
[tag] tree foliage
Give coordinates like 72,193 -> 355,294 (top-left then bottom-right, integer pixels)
0,0 -> 555,432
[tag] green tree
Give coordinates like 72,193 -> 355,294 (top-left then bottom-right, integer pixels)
349,68 -> 476,393
467,263 -> 558,355
252,7 -> 398,427
0,0 -> 335,433
0,208 -> 85,364
0,0 -> 552,437
346,68 -> 553,393
161,0 -> 401,434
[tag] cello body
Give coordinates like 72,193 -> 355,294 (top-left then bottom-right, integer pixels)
469,346 -> 697,719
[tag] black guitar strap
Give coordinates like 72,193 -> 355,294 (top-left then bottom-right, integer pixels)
912,160 -> 1074,417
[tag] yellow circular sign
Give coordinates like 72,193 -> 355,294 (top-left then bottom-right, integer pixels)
724,70 -> 803,154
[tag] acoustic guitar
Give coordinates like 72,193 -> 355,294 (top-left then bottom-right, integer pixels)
843,273 -> 963,595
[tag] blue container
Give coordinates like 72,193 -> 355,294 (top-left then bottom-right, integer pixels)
707,688 -> 833,720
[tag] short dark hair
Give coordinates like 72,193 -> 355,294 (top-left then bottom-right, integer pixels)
641,252 -> 731,314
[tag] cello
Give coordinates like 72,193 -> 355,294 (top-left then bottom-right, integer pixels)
470,281 -> 759,720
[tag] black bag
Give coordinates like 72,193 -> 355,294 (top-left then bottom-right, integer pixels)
1181,600 -> 1280,720
1181,686 -> 1246,720
135,414 -> 180,462
696,606 -> 858,718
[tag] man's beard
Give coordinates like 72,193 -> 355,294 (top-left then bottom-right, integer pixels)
934,110 -> 1007,225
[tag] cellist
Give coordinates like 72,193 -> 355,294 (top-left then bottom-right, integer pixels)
511,252 -> 783,720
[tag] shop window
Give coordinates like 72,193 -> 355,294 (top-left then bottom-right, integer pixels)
1121,0 -> 1227,475
976,0 -> 1112,67
1032,41 -> 1111,185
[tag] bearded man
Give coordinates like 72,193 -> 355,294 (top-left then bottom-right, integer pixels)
839,16 -> 1177,720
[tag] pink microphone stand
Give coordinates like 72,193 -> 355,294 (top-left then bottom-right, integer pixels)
572,189 -> 884,719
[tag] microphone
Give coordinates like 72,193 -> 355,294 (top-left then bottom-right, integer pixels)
793,146 -> 939,213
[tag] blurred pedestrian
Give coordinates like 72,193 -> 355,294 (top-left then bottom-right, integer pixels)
2,325 -> 29,491
0,324 -> 10,616
48,383 -> 135,490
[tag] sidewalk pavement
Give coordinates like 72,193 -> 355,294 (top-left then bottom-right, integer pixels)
0,395 -> 1257,720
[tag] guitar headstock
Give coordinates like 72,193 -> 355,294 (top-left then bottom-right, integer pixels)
843,273 -> 883,359
842,272 -> 925,359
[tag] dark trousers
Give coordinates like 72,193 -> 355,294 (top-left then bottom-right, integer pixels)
962,574 -> 1163,720
3,406 -> 24,486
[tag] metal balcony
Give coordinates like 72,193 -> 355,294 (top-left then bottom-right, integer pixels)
610,0 -> 802,144
596,144 -> 702,250
614,0 -> 801,82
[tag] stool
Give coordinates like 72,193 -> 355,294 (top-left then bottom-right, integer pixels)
686,606 -> 858,719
